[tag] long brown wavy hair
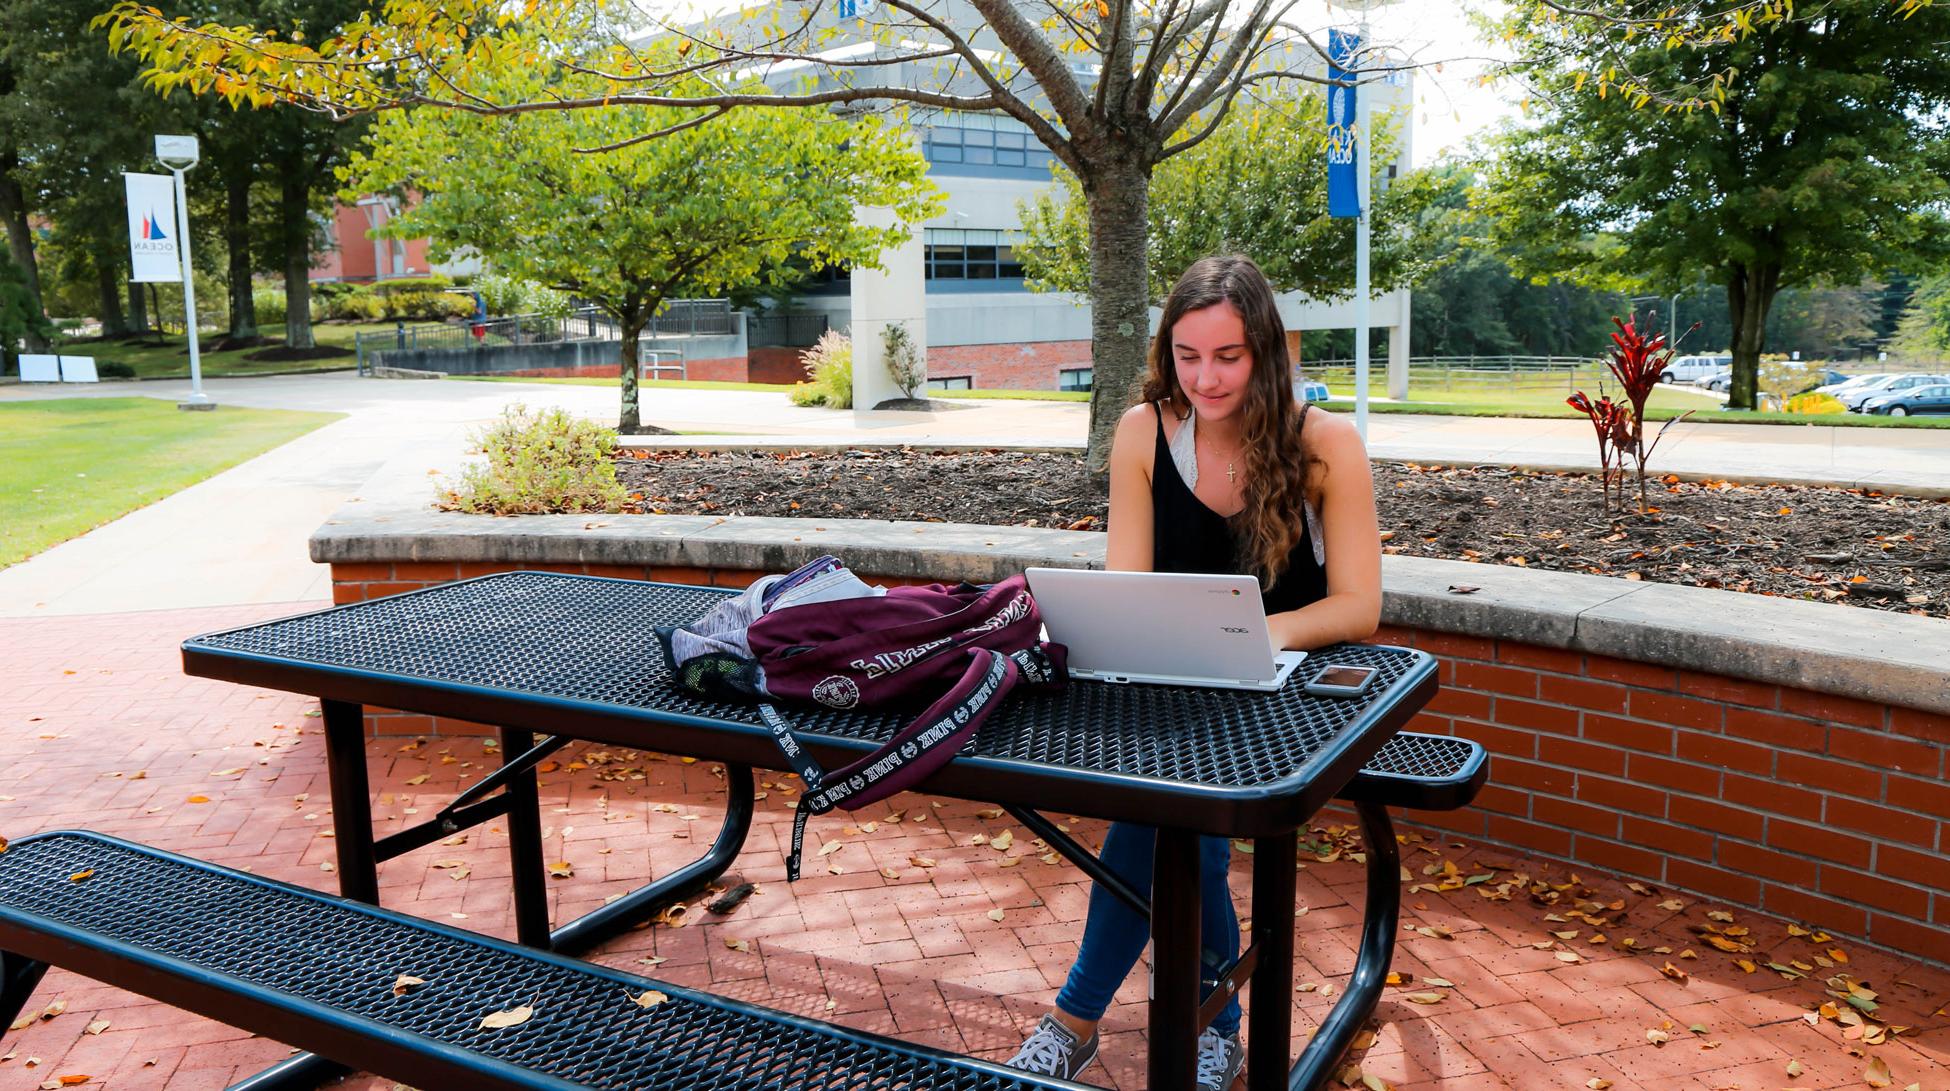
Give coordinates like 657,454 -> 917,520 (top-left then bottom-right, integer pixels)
1140,255 -> 1316,589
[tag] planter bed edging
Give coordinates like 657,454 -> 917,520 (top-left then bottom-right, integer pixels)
313,506 -> 1950,717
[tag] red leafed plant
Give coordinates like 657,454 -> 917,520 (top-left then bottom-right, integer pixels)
1566,390 -> 1630,513
1598,316 -> 1699,514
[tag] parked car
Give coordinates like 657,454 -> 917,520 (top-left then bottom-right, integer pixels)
1702,369 -> 1733,392
1798,368 -> 1849,394
1816,372 -> 1890,397
1662,354 -> 1731,383
1842,373 -> 1950,411
1861,382 -> 1950,416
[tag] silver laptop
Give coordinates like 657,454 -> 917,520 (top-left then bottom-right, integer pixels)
1024,568 -> 1307,691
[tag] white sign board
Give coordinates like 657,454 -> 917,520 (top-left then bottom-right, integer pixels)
59,356 -> 99,383
125,172 -> 182,283
18,354 -> 61,382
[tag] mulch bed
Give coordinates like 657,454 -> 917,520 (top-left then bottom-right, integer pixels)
611,448 -> 1949,617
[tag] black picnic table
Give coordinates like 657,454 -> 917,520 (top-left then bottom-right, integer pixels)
180,571 -> 1440,1091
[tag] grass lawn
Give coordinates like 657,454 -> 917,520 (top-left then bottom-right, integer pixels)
55,322 -> 396,380
0,397 -> 343,568
1323,383 -> 1950,429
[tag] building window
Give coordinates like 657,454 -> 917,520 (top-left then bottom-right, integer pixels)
925,229 -> 1026,282
1058,367 -> 1093,392
928,376 -> 974,391
921,123 -> 1055,175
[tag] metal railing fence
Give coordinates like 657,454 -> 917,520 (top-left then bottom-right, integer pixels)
356,299 -> 735,374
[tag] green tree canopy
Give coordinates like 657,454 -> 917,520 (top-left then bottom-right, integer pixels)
342,35 -> 939,432
1480,0 -> 1950,408
1892,273 -> 1950,360
1017,91 -> 1432,310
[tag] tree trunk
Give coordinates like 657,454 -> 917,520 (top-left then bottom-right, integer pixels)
1725,261 -> 1780,411
95,253 -> 131,337
1081,159 -> 1154,474
618,303 -> 645,434
222,159 -> 258,341
280,172 -> 315,349
128,278 -> 149,336
0,152 -> 47,350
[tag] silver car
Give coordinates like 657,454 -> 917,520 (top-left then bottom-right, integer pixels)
1842,374 -> 1950,411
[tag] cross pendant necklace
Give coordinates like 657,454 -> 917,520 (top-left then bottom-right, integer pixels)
1226,462 -> 1237,484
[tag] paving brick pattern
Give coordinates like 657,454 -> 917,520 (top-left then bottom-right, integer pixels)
2,607 -> 1947,1090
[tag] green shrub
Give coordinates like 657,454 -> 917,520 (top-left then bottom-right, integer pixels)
881,321 -> 923,398
440,403 -> 629,515
325,291 -> 385,322
789,330 -> 853,408
96,360 -> 136,379
312,281 -> 357,301
475,273 -> 572,318
384,289 -> 474,321
371,274 -> 452,296
251,286 -> 287,326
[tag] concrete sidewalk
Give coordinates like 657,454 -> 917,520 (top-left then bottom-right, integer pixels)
3,372 -> 1946,617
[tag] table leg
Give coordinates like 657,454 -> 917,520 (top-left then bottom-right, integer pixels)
322,700 -> 377,904
1149,828 -> 1201,1090
230,701 -> 373,1091
501,726 -> 552,949
1289,801 -> 1401,1090
1246,829 -> 1297,1091
550,763 -> 756,955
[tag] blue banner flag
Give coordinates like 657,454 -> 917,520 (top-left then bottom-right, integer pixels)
1326,30 -> 1361,219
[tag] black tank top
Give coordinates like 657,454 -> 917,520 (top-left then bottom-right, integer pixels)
1150,402 -> 1329,615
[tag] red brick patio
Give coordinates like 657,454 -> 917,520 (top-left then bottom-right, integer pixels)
2,605 -> 1945,1090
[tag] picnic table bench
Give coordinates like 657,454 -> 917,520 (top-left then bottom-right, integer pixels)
0,573 -> 1485,1090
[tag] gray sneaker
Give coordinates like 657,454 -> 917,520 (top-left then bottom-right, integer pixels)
1196,1026 -> 1244,1090
1007,1012 -> 1099,1080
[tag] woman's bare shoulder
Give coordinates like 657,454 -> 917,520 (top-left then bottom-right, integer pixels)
1301,404 -> 1365,456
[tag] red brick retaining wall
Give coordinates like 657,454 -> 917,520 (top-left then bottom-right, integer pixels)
329,560 -> 1950,965
926,340 -> 1091,390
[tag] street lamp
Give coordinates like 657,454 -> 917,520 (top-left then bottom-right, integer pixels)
155,134 -> 211,410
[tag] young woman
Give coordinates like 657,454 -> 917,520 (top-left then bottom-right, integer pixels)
1007,255 -> 1382,1089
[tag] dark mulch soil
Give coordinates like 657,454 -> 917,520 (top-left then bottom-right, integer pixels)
242,343 -> 354,362
612,448 -> 1950,617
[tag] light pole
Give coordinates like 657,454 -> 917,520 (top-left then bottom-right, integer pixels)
156,134 -> 211,410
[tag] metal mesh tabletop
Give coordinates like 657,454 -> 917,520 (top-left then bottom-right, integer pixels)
185,572 -> 1432,797
0,832 -> 1074,1091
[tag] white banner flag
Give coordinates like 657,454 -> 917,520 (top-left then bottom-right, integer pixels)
124,173 -> 182,283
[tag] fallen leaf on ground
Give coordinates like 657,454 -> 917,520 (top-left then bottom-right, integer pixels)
546,861 -> 573,878
631,990 -> 668,1008
1403,992 -> 1444,1005
66,870 -> 93,883
724,938 -> 751,952
1446,585 -> 1480,595
478,1005 -> 534,1030
990,830 -> 1014,851
909,856 -> 937,868
636,956 -> 667,966
1645,1027 -> 1670,1046
82,1021 -> 109,1036
1785,1059 -> 1803,1077
1864,1055 -> 1893,1087
987,909 -> 1006,922
818,841 -> 846,857
392,975 -> 426,997
1586,1080 -> 1613,1090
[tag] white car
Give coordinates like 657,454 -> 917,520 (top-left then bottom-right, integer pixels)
1662,354 -> 1731,384
1816,373 -> 1890,397
1841,373 -> 1950,411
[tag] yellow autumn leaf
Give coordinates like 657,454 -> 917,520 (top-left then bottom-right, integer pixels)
68,869 -> 95,883
392,974 -> 426,996
546,861 -> 573,878
724,937 -> 750,952
478,1005 -> 534,1030
631,990 -> 668,1008
910,856 -> 937,868
1863,1055 -> 1893,1087
1403,992 -> 1444,1005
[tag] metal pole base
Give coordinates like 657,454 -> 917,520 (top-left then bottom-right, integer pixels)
177,398 -> 216,411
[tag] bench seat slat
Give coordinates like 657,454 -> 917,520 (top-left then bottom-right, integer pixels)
0,832 -> 1079,1091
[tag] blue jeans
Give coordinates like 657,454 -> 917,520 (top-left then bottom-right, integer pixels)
1053,821 -> 1242,1036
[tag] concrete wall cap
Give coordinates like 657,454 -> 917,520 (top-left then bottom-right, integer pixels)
314,503 -> 1950,715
